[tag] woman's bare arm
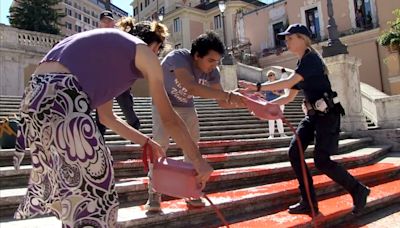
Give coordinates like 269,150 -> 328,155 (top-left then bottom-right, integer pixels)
135,44 -> 213,187
97,100 -> 165,157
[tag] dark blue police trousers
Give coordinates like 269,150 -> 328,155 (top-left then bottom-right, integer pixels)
288,111 -> 359,205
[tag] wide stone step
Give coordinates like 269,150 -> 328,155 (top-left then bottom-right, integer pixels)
106,115 -> 304,131
1,109 -> 306,119
0,96 -> 305,102
0,145 -> 392,221
0,107 -> 306,119
102,123 -> 303,140
230,175 -> 400,227
101,115 -> 306,127
96,130 -> 354,145
0,102 -> 304,110
0,111 -> 305,121
0,96 -> 305,120
2,156 -> 397,227
101,117 -> 305,129
0,98 -> 305,108
108,132 -> 353,160
0,96 -> 306,104
111,138 -> 376,173
229,153 -> 400,227
0,138 -> 375,189
117,156 -> 400,228
0,133 -> 354,166
340,199 -> 400,227
122,167 -> 400,227
0,103 -> 305,114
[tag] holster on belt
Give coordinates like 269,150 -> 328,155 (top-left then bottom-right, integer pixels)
303,91 -> 345,116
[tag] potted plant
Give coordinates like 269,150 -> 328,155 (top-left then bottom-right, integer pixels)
378,9 -> 400,53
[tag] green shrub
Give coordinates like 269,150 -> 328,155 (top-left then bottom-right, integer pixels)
378,9 -> 400,50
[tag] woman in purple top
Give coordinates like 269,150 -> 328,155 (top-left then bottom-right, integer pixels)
13,19 -> 213,227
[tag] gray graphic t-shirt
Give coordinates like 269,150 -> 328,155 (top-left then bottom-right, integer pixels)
162,49 -> 221,107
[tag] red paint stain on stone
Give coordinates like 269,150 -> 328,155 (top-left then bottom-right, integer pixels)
228,166 -> 399,228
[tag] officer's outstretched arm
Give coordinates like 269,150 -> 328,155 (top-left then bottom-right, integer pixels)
239,73 -> 303,92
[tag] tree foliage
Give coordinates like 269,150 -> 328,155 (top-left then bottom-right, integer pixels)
8,0 -> 65,35
378,9 -> 400,51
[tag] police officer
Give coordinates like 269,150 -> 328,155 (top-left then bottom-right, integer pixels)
239,23 -> 370,215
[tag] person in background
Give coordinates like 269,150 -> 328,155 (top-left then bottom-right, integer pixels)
239,23 -> 369,215
264,70 -> 287,139
356,9 -> 365,28
99,10 -> 115,28
145,32 -> 245,212
96,11 -> 141,137
13,22 -> 212,227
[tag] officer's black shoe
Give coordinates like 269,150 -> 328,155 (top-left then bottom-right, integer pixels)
288,201 -> 319,215
352,184 -> 370,214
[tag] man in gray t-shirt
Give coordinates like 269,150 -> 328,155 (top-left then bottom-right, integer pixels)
162,48 -> 221,107
146,32 -> 244,212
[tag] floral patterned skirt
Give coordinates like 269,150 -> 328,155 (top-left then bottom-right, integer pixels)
14,73 -> 118,228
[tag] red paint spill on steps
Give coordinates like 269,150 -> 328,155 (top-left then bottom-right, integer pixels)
228,176 -> 400,227
132,163 -> 397,212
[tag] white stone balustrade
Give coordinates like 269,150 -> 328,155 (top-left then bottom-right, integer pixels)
361,82 -> 400,128
237,62 -> 265,82
0,24 -> 64,96
237,62 -> 294,83
0,24 -> 63,54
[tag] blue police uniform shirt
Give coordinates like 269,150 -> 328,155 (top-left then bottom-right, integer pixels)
292,49 -> 332,103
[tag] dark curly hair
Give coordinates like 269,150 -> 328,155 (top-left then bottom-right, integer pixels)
190,31 -> 224,58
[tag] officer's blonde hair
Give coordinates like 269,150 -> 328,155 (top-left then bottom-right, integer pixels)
297,34 -> 330,75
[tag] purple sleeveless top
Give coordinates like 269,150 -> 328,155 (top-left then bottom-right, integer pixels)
40,28 -> 146,109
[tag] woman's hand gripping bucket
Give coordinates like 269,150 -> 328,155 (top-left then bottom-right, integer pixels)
141,140 -> 230,227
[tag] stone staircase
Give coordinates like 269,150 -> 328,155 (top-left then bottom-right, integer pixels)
0,95 -> 399,227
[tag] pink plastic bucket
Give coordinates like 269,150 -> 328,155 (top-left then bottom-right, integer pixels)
152,157 -> 202,198
242,93 -> 283,120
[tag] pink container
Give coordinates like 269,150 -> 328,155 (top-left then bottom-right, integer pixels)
152,157 -> 203,198
242,93 -> 283,120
